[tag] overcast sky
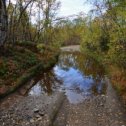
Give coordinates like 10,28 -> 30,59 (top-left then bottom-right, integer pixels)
10,0 -> 92,16
59,0 -> 92,17
9,0 -> 92,22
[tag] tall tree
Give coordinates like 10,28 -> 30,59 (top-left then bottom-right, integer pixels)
38,0 -> 61,44
0,0 -> 7,46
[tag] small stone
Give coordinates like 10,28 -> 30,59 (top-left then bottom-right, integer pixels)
30,119 -> 34,123
37,117 -> 42,121
39,112 -> 45,116
35,114 -> 41,118
100,103 -> 104,106
26,122 -> 30,125
101,95 -> 105,97
34,108 -> 39,113
98,114 -> 101,117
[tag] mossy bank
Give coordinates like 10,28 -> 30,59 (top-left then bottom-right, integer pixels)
0,42 -> 59,98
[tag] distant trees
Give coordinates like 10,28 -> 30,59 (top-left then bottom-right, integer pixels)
0,0 -> 125,68
36,0 -> 61,44
0,0 -> 86,48
80,0 -> 126,67
0,0 -> 61,46
0,0 -> 86,47
52,14 -> 86,46
7,0 -> 34,43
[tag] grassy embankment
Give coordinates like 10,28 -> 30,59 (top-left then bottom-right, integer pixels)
0,42 -> 59,98
107,65 -> 126,105
80,47 -> 126,105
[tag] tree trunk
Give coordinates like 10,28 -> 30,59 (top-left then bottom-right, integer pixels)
0,0 -> 7,46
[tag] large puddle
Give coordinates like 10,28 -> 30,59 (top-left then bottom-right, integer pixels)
28,51 -> 107,104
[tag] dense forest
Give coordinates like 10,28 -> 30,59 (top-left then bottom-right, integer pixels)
0,0 -> 126,100
80,0 -> 126,68
1,0 -> 126,65
0,1 -> 126,126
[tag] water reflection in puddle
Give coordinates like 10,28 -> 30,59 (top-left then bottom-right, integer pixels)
28,51 -> 107,104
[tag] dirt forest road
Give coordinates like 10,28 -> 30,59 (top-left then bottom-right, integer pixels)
0,45 -> 126,126
61,45 -> 80,52
54,78 -> 126,126
54,45 -> 126,126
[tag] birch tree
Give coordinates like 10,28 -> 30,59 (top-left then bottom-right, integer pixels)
0,0 -> 7,46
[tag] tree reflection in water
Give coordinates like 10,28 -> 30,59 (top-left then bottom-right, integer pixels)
29,51 -> 107,103
29,71 -> 62,96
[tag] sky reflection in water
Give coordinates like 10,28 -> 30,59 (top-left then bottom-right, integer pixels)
29,52 -> 106,104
